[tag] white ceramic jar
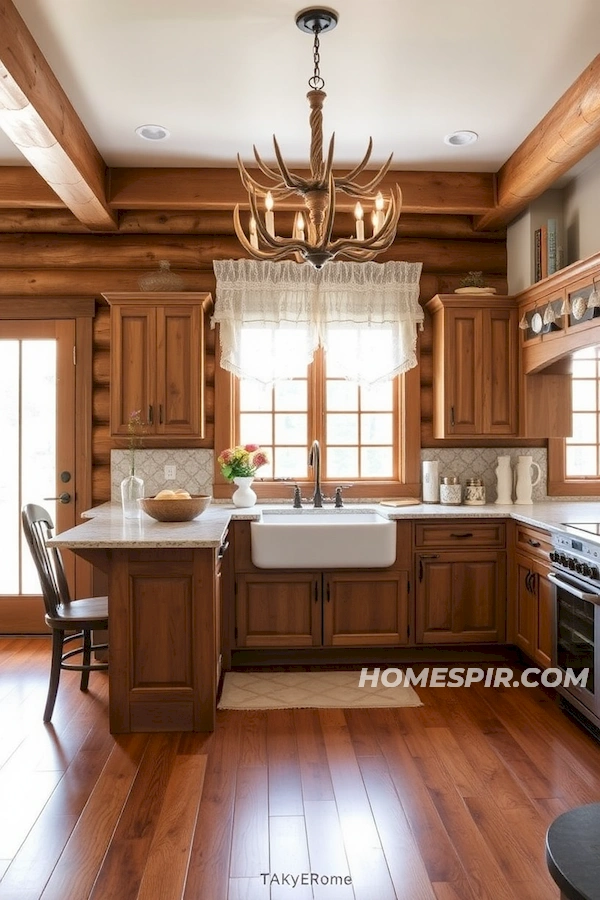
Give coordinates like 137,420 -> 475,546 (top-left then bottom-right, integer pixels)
440,476 -> 462,505
464,477 -> 486,506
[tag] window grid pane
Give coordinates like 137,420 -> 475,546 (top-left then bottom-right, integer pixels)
236,351 -> 398,484
566,346 -> 600,478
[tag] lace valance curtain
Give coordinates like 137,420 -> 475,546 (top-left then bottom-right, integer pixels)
212,259 -> 424,385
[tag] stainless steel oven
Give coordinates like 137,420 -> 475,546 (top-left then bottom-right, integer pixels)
549,528 -> 600,730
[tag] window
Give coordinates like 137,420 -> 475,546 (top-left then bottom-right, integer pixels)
214,331 -> 420,500
548,345 -> 600,495
566,346 -> 600,477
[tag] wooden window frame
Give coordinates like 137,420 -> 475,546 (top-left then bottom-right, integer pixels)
548,345 -> 600,496
213,325 -> 421,500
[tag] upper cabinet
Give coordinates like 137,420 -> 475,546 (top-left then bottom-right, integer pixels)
426,295 -> 519,439
103,292 -> 213,444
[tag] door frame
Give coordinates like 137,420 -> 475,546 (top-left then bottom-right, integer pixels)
0,299 -> 95,632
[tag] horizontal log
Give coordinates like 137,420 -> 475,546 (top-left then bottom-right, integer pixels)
93,387 -> 110,423
93,351 -> 110,386
93,308 -> 111,349
0,268 -> 217,296
92,466 -> 111,504
108,168 -> 497,215
0,207 -> 506,240
0,233 -> 506,274
420,389 -> 433,421
0,267 -> 506,301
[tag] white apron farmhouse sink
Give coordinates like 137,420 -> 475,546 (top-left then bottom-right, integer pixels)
250,508 -> 397,569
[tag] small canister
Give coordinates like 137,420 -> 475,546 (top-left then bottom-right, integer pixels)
440,476 -> 462,505
464,477 -> 486,506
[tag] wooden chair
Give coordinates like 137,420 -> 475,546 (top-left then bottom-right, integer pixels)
21,503 -> 108,722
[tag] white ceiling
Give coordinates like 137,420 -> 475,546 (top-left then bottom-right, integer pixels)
3,0 -> 600,177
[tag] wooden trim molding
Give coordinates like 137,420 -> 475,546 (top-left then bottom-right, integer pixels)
0,297 -> 96,318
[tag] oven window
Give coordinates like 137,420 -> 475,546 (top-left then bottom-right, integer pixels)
557,591 -> 595,693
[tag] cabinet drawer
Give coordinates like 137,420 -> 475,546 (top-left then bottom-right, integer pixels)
514,523 -> 552,564
414,520 -> 506,549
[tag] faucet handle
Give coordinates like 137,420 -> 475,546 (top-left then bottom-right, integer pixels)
292,484 -> 303,509
334,484 -> 354,508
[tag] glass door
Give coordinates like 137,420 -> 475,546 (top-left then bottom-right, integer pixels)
0,320 -> 77,632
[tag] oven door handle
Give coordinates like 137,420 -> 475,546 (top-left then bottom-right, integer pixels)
547,571 -> 600,604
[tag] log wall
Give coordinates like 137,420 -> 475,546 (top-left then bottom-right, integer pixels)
0,215 -> 510,503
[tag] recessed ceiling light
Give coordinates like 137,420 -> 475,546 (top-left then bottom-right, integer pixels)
444,130 -> 478,147
135,124 -> 170,141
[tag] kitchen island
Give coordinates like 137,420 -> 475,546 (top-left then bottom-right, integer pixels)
48,499 -> 597,733
48,504 -> 231,733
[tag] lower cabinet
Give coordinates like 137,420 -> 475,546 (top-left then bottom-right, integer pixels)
512,552 -> 553,668
235,570 -> 409,649
415,551 -> 506,643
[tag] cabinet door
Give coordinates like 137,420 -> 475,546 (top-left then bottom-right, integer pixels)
483,307 -> 518,435
416,552 -> 504,643
534,564 -> 553,669
513,556 -> 537,657
322,571 -> 409,647
110,304 -> 157,435
156,304 -> 203,437
235,573 -> 321,648
446,308 -> 483,435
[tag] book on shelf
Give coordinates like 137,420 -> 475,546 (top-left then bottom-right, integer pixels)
540,224 -> 548,279
547,217 -> 557,275
534,228 -> 542,282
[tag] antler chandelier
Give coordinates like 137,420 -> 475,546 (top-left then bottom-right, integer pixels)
233,7 -> 402,269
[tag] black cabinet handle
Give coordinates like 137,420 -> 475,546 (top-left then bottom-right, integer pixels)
314,582 -> 319,603
159,404 -> 163,424
148,404 -> 153,425
450,406 -> 455,427
217,540 -> 229,559
419,554 -> 439,580
450,532 -> 473,539
326,583 -> 331,602
527,539 -> 541,547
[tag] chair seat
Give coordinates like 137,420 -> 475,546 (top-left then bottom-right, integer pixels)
46,595 -> 109,627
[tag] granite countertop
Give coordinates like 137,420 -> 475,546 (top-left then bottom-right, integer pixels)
46,499 -> 600,549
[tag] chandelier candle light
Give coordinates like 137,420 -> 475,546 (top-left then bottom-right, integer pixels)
234,7 -> 402,269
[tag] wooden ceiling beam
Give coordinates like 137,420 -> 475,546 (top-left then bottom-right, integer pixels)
0,0 -> 116,230
476,53 -> 600,230
108,168 -> 496,215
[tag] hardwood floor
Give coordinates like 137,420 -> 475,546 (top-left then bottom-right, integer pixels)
1,638 -> 600,899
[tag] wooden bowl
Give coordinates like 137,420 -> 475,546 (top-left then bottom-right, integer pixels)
139,495 -> 212,522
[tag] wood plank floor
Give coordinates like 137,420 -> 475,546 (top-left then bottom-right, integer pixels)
1,638 -> 600,899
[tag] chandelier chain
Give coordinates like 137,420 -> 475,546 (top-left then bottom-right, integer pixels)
308,30 -> 325,90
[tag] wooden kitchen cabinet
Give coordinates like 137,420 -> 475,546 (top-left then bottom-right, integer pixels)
415,551 -> 506,643
510,524 -> 553,668
104,292 -> 212,443
323,571 -> 409,647
234,570 -> 409,649
235,572 -> 322,648
426,294 -> 518,439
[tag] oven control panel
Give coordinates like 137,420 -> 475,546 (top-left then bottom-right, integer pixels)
551,533 -> 600,584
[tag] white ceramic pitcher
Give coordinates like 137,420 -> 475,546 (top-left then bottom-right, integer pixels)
495,455 -> 513,504
514,455 -> 541,505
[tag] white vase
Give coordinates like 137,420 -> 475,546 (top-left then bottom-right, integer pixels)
514,455 -> 541,505
232,476 -> 257,508
495,455 -> 513,505
121,472 -> 145,518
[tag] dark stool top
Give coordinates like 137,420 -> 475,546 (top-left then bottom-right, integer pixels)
546,803 -> 600,900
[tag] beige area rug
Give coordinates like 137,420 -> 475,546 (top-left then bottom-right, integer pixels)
217,670 -> 423,710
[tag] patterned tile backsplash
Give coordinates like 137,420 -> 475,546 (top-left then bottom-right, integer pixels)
111,446 -> 589,504
420,448 -> 548,503
111,449 -> 214,501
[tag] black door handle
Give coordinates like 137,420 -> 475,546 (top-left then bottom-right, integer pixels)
43,492 -> 71,504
